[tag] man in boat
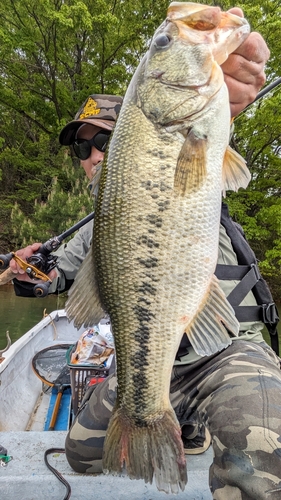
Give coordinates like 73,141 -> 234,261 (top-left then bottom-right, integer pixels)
9,10 -> 281,498
10,93 -> 123,296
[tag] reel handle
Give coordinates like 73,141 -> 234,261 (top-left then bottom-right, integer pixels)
33,281 -> 52,298
0,253 -> 13,270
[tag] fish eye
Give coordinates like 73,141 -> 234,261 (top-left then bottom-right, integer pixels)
154,34 -> 172,49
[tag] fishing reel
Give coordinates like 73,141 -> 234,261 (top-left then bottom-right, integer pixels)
0,239 -> 60,297
0,211 -> 95,298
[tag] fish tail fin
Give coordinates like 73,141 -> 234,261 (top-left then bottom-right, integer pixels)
65,248 -> 104,329
187,275 -> 239,356
103,407 -> 187,494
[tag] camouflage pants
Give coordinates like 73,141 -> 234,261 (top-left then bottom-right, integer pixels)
65,340 -> 281,499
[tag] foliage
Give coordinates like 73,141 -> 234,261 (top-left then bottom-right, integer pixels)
197,0 -> 281,299
0,0 -> 280,299
10,155 -> 93,247
223,0 -> 281,298
0,0 -> 169,251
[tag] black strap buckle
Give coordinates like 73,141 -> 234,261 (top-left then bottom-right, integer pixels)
250,262 -> 261,281
261,303 -> 279,327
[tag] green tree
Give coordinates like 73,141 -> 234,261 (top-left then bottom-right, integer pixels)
0,0 -> 280,299
223,0 -> 281,297
11,154 -> 93,247
0,0 -> 169,250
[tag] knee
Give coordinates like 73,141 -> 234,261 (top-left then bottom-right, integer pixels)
65,420 -> 105,474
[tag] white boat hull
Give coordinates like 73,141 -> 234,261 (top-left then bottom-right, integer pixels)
0,310 -> 212,499
0,309 -> 84,431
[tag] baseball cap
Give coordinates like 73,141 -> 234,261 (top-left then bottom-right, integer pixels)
59,94 -> 123,145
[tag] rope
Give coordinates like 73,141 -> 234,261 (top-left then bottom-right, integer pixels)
43,308 -> 58,340
44,448 -> 71,500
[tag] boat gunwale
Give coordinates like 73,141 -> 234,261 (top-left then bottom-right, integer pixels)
0,309 -> 67,372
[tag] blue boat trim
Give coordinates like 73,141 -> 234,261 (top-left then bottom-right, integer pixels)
44,387 -> 72,431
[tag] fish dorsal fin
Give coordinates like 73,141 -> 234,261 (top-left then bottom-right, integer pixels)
186,274 -> 239,356
174,129 -> 207,196
65,247 -> 105,329
222,145 -> 251,196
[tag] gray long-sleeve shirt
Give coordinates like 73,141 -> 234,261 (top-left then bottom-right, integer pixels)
48,219 -> 93,294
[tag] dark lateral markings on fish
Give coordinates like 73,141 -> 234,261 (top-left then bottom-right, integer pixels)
146,214 -> 163,227
138,256 -> 158,268
138,281 -> 157,295
157,200 -> 170,211
137,235 -> 159,248
132,304 -> 154,416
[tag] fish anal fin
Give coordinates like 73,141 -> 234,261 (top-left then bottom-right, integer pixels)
65,248 -> 105,329
174,129 -> 207,196
186,275 -> 239,357
103,407 -> 187,494
222,145 -> 251,196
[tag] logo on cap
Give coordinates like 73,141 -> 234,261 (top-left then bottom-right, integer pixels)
79,97 -> 101,119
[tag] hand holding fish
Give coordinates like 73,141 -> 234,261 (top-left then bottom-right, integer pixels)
222,8 -> 270,117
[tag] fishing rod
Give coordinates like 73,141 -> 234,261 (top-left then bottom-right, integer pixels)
239,76 -> 281,113
0,211 -> 95,297
255,76 -> 281,101
1,78 -> 280,296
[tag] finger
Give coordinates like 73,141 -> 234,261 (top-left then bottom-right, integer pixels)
30,242 -> 43,252
227,7 -> 244,18
10,242 -> 42,274
48,269 -> 57,281
10,259 -> 19,274
222,53 -> 267,86
231,32 -> 270,64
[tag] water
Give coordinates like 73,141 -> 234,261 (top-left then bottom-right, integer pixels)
0,283 -> 280,353
0,284 -> 67,349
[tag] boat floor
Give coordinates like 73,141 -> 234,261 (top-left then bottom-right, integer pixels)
27,388 -> 72,432
0,431 -> 213,499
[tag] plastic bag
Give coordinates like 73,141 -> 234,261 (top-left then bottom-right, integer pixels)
70,326 -> 114,366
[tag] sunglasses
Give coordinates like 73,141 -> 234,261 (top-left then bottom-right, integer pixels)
72,130 -> 111,160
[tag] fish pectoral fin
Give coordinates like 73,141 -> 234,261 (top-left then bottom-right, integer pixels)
65,248 -> 105,329
222,145 -> 251,196
174,129 -> 207,196
186,275 -> 239,357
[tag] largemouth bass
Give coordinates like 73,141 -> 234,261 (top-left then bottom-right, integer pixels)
66,2 -> 250,493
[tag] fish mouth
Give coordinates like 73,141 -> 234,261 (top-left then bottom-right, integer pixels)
167,2 -> 248,31
167,2 -> 250,65
168,4 -> 222,31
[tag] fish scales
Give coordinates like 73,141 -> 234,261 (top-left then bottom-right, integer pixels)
66,2 -> 251,494
96,100 -> 218,406
95,108 -> 178,415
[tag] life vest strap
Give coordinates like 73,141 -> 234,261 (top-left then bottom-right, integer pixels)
215,263 -> 257,281
216,263 -> 261,307
233,303 -> 279,327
